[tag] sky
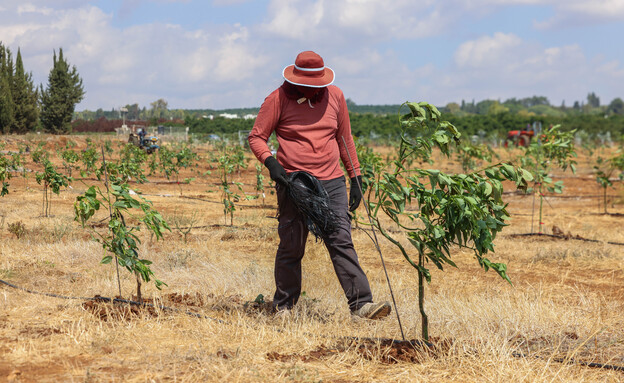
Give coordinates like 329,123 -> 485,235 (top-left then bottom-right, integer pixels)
1,0 -> 623,111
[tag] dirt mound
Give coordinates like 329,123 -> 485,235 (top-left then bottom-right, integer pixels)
165,292 -> 207,307
267,337 -> 452,364
82,296 -> 159,321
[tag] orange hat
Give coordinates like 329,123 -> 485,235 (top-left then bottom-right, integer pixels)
282,51 -> 335,88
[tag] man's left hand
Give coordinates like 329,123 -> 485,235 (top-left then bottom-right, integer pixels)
349,176 -> 363,212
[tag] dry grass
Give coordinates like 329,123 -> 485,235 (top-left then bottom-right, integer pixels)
1,134 -> 624,382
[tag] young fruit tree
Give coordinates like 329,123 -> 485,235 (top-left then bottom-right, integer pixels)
217,144 -> 251,226
74,152 -> 169,302
80,140 -> 98,177
519,125 -> 577,233
362,102 -> 533,341
59,148 -> 80,178
35,160 -> 70,217
0,152 -> 11,196
255,163 -> 266,205
455,140 -> 497,172
354,139 -> 386,228
594,152 -> 624,214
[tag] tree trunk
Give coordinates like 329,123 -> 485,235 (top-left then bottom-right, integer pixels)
135,271 -> 142,303
418,251 -> 429,341
538,183 -> 544,234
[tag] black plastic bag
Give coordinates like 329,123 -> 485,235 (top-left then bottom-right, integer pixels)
286,171 -> 338,239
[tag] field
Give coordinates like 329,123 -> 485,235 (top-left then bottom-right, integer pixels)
1,134 -> 624,382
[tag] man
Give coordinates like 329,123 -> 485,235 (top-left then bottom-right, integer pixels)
248,51 -> 391,320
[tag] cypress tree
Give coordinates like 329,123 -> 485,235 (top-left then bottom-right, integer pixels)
40,48 -> 84,134
0,43 -> 15,134
11,48 -> 39,133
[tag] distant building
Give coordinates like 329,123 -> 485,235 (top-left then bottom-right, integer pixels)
243,114 -> 257,120
219,113 -> 239,119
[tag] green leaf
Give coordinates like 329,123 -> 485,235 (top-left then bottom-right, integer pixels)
481,182 -> 493,197
520,168 -> 534,182
101,255 -> 113,264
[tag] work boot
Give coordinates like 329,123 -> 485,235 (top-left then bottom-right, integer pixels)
351,302 -> 391,320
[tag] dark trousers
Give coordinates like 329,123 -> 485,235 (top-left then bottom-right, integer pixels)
273,176 -> 373,311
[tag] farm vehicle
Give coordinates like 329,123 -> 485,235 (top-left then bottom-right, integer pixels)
128,129 -> 160,154
505,121 -> 542,147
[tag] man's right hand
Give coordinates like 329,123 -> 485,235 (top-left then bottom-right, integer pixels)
264,156 -> 288,186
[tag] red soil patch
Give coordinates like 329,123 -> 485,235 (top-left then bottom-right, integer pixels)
267,337 -> 453,364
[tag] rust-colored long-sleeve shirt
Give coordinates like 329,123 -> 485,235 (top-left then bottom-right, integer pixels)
248,85 -> 361,180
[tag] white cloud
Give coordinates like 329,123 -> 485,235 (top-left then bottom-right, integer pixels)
212,0 -> 253,5
565,0 -> 624,17
455,33 -> 523,68
1,3 -> 272,109
263,0 -> 325,40
2,1 -> 87,10
17,4 -> 53,15
261,0 -> 442,42
260,0 -> 623,44
531,0 -> 624,28
432,32 -> 622,106
328,48 -> 429,105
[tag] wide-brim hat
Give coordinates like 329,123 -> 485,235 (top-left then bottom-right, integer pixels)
282,51 -> 335,88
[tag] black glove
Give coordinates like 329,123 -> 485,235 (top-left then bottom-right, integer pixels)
349,175 -> 363,212
264,156 -> 288,186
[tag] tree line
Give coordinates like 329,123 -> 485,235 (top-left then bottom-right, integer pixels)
70,105 -> 624,144
73,93 -> 624,142
0,43 -> 84,134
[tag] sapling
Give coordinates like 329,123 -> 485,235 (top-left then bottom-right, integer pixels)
171,209 -> 200,243
35,160 -> 70,217
12,146 -> 27,187
255,163 -> 266,205
594,152 -> 624,214
520,125 -> 577,233
74,181 -> 169,302
156,144 -> 198,195
103,139 -> 115,155
110,143 -> 148,184
356,139 -> 386,202
0,153 -> 11,196
80,141 -> 98,177
233,144 -> 248,178
217,145 -> 251,226
157,145 -> 178,186
354,139 -> 385,228
455,141 -> 497,172
59,148 -> 80,177
30,142 -> 49,165
364,102 -> 532,341
173,144 -> 198,195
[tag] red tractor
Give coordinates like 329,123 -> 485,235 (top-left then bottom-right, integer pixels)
505,122 -> 542,147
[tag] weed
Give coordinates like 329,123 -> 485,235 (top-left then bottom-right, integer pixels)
0,269 -> 14,279
165,249 -> 195,269
532,247 -> 613,263
51,220 -> 73,241
8,221 -> 26,239
35,219 -> 74,242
